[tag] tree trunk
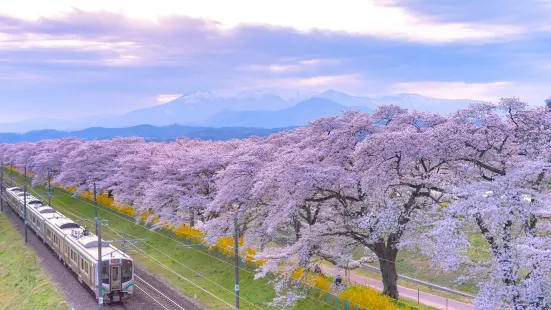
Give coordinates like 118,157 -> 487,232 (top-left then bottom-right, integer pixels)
379,256 -> 399,298
373,243 -> 399,299
293,217 -> 302,241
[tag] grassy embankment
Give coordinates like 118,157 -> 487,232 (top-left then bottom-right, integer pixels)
4,169 -> 431,310
0,213 -> 70,310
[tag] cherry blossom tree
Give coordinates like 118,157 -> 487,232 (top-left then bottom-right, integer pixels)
202,137 -> 268,244
27,138 -> 85,185
55,137 -> 145,193
252,109 -> 454,299
109,141 -> 166,207
13,142 -> 37,172
2,99 -> 551,308
0,143 -> 17,170
127,139 -> 200,224
135,138 -> 241,228
423,99 -> 551,309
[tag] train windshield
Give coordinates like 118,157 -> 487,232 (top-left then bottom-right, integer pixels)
101,261 -> 109,284
121,260 -> 133,283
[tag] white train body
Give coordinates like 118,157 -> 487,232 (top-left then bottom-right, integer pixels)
3,186 -> 134,303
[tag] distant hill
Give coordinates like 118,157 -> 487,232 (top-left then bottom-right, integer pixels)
0,124 -> 296,143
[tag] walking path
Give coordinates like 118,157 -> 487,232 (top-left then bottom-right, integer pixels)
321,266 -> 473,310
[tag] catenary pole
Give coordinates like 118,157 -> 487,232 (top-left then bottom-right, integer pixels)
233,205 -> 240,310
1,168 -> 4,213
23,166 -> 28,243
96,217 -> 107,310
48,169 -> 51,206
94,183 -> 98,234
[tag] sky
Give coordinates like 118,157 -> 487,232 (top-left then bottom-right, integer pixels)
1,0 -> 551,123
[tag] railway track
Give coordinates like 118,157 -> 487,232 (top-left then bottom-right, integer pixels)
133,274 -> 188,310
98,274 -> 189,310
1,182 -> 200,310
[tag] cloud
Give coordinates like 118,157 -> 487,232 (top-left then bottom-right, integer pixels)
392,81 -> 550,105
0,6 -> 549,122
1,0 -> 524,43
157,94 -> 182,104
247,58 -> 342,74
239,74 -> 366,93
0,70 -> 45,81
392,81 -> 511,101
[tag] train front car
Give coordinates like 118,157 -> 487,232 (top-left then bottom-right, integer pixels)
99,255 -> 134,302
67,230 -> 135,304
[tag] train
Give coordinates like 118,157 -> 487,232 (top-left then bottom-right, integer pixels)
2,186 -> 134,303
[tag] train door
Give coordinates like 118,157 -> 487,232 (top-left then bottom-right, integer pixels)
110,265 -> 122,291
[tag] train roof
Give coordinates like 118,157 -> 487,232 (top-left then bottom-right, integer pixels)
6,187 -> 131,262
46,213 -> 130,262
65,227 -> 130,261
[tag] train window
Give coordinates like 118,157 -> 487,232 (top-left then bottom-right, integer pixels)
111,266 -> 119,282
121,260 -> 133,283
65,244 -> 68,255
101,262 -> 109,284
84,262 -> 89,274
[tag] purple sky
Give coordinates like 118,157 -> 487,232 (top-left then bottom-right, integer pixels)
1,0 -> 551,122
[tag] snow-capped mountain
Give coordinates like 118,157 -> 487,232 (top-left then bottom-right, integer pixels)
173,91 -> 221,104
107,89 -> 478,128
313,89 -> 374,107
0,88 -> 480,132
234,88 -> 317,101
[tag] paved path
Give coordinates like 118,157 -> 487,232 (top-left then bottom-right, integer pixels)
321,266 -> 473,310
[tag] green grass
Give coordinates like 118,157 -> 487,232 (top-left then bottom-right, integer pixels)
0,213 -> 70,310
3,171 -> 431,310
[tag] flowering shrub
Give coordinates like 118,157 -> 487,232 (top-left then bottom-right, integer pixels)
289,268 -> 421,309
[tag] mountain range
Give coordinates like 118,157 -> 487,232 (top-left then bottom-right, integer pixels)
0,89 -> 479,134
0,124 -> 297,144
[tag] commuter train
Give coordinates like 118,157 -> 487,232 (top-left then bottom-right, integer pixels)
2,186 -> 134,303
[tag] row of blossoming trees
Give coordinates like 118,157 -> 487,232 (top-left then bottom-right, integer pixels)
2,99 -> 551,309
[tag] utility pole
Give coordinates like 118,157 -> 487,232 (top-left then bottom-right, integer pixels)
233,204 -> 240,310
10,165 -> 13,186
0,170 -> 3,213
94,183 -> 98,234
47,169 -> 51,206
23,166 -> 28,243
96,217 -> 108,310
190,206 -> 195,227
